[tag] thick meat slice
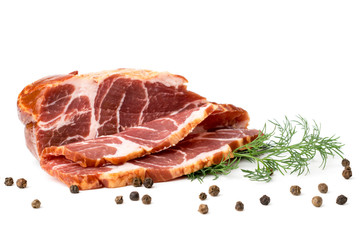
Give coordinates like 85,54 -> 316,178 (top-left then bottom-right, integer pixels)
42,103 -> 216,167
40,129 -> 259,190
17,69 -> 208,159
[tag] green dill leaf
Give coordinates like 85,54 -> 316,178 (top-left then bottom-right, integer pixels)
187,115 -> 344,182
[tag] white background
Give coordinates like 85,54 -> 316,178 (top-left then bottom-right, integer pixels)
0,0 -> 359,239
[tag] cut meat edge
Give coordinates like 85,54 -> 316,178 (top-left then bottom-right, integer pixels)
192,103 -> 250,133
40,129 -> 259,190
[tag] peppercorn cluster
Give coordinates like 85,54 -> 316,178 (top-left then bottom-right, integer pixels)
289,182 -> 348,207
113,177 -> 155,206
4,177 -> 28,188
197,185 -> 247,214
3,177 -> 28,189
341,158 -> 352,179
114,191 -> 152,205
131,177 -> 154,188
197,185 -> 221,214
3,177 -> 41,209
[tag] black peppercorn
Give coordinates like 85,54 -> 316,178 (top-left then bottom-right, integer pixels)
341,158 -> 350,167
312,196 -> 323,207
31,199 -> 41,209
199,192 -> 207,201
342,169 -> 352,179
344,166 -> 351,171
235,201 -> 244,211
143,177 -> 153,188
70,185 -> 79,193
336,195 -> 347,205
290,185 -> 301,196
198,204 -> 208,214
16,178 -> 27,188
132,177 -> 142,187
4,177 -> 14,186
115,196 -> 123,204
130,191 -> 139,201
318,183 -> 328,193
260,195 -> 270,205
209,185 -> 220,196
142,194 -> 152,204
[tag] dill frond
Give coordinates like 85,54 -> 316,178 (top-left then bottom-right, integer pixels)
187,115 -> 344,182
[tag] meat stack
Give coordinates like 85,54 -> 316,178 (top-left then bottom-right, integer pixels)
17,69 -> 258,190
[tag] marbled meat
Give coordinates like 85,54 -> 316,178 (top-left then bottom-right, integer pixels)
42,103 -> 215,167
18,68 -> 257,190
17,69 -> 209,159
40,129 -> 259,190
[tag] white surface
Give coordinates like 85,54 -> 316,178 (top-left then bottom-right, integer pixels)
0,0 -> 359,239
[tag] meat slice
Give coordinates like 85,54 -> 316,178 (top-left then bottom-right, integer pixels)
17,69 -> 208,159
42,103 -> 216,167
40,129 -> 259,190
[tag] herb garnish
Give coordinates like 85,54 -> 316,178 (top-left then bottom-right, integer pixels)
187,116 -> 344,182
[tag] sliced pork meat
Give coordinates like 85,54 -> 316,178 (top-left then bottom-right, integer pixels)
18,68 -> 257,190
17,69 -> 208,159
40,129 -> 259,190
42,103 -> 216,167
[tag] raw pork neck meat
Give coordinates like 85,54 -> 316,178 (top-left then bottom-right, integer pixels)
40,129 -> 259,190
17,69 -> 209,159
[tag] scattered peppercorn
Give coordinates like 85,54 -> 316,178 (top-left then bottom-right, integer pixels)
143,177 -> 154,188
208,185 -> 220,196
312,196 -> 323,207
336,195 -> 347,205
198,204 -> 208,214
70,185 -> 79,193
342,169 -> 352,179
31,199 -> 41,209
142,194 -> 152,204
341,158 -> 350,167
260,195 -> 270,205
115,196 -> 123,204
130,191 -> 139,201
199,192 -> 207,201
4,177 -> 14,186
132,177 -> 142,187
235,201 -> 244,211
16,178 -> 27,188
318,183 -> 328,193
290,185 -> 301,196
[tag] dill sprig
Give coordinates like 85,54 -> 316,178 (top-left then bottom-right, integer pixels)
187,115 -> 344,182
